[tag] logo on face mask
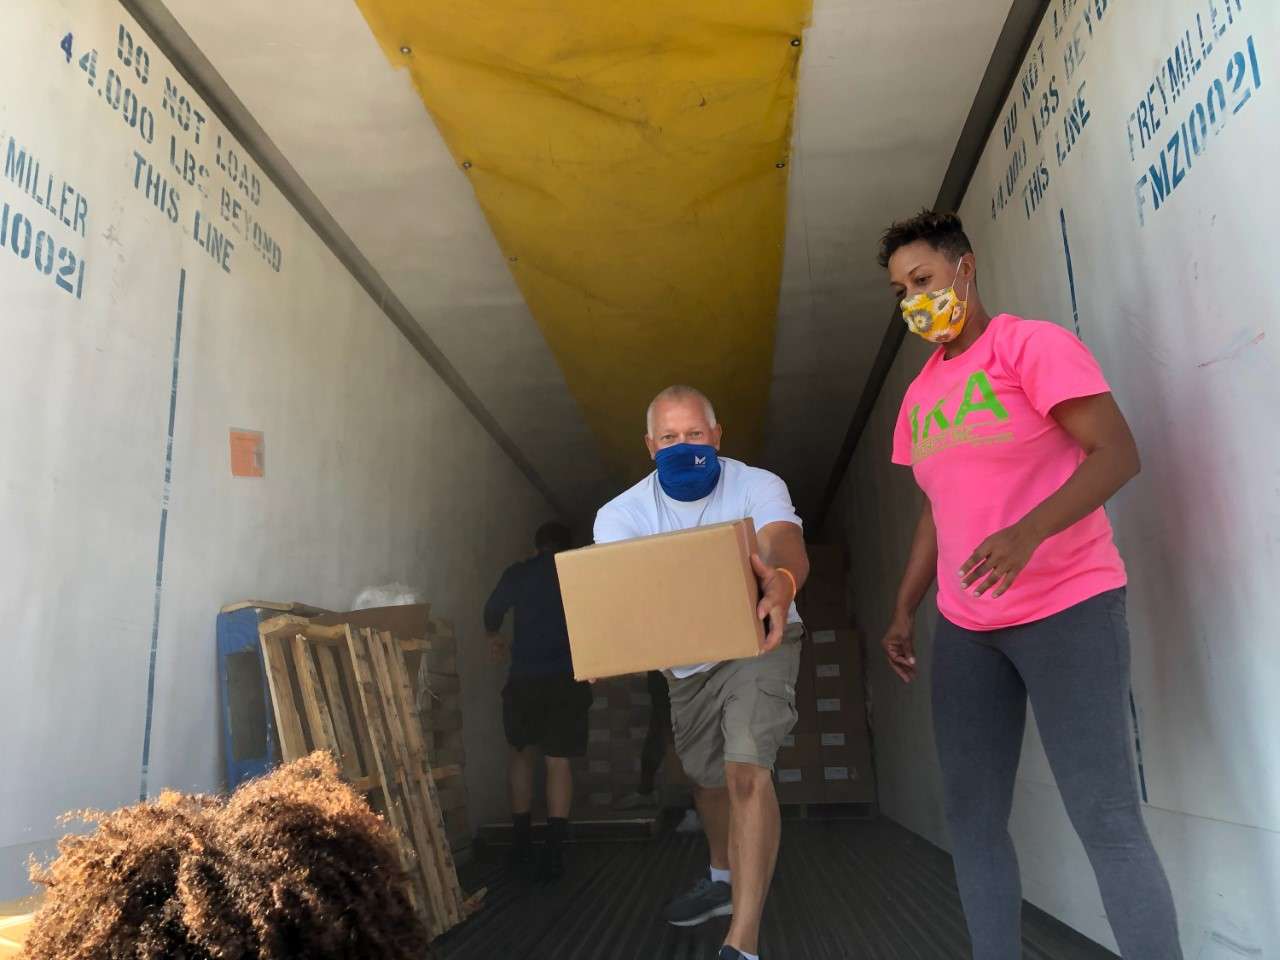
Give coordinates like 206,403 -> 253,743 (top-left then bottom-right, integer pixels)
901,259 -> 970,344
655,443 -> 721,502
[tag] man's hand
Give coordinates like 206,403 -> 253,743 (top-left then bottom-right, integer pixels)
959,520 -> 1044,598
486,631 -> 509,666
751,553 -> 795,653
881,610 -> 917,683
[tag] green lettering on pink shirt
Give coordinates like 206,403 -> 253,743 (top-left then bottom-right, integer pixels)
953,370 -> 1010,426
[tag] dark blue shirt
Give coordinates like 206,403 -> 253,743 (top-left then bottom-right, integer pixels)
483,551 -> 574,678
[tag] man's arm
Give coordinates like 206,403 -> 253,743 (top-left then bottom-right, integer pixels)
593,503 -> 640,544
483,568 -> 515,632
483,568 -> 515,664
753,521 -> 809,653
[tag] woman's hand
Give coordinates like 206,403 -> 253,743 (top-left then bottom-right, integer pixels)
881,610 -> 917,683
959,520 -> 1044,598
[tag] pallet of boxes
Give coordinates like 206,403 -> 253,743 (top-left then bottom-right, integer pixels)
571,674 -> 654,820
774,545 -> 877,817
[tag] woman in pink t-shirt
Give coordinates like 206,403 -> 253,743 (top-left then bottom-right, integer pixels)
878,211 -> 1180,959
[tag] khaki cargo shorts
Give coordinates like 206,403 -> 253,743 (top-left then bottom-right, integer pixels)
666,623 -> 804,788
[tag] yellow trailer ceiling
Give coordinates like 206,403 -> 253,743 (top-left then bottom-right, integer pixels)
355,0 -> 811,475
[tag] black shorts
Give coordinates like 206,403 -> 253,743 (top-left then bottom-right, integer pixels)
502,674 -> 593,757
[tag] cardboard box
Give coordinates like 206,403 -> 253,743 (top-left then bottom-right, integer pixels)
816,698 -> 866,734
311,603 -> 430,640
813,656 -> 862,701
799,599 -> 849,630
773,766 -> 822,804
822,758 -> 875,802
776,732 -> 822,768
818,730 -> 872,767
556,520 -> 764,679
797,549 -> 849,627
584,791 -> 615,809
809,628 -> 858,663
791,704 -> 818,735
792,648 -> 818,732
810,630 -> 862,688
802,544 -> 846,602
661,745 -> 690,786
606,684 -> 633,709
610,744 -> 643,769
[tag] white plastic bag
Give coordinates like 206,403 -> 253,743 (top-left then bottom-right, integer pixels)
350,582 -> 423,610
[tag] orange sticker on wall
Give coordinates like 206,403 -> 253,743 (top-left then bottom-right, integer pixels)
229,429 -> 265,478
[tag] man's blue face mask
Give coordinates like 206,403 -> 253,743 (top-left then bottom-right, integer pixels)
654,443 -> 721,502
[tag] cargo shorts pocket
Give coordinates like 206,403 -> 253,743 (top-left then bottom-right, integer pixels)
723,676 -> 798,769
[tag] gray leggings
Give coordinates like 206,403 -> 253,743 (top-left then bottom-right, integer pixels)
931,588 -> 1181,959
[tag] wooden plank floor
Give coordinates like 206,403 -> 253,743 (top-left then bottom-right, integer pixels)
432,817 -> 1118,960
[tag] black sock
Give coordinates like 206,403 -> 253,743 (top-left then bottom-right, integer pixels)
512,812 -> 532,849
546,816 -> 568,851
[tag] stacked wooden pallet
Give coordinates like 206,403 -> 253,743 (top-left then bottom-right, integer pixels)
408,617 -> 471,850
257,614 -> 478,939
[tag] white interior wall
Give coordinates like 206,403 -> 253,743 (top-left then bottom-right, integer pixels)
835,0 -> 1280,954
0,0 -> 546,900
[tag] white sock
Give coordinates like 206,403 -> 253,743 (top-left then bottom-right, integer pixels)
709,865 -> 731,885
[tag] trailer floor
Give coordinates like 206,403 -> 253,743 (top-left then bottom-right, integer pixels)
434,816 -> 1118,960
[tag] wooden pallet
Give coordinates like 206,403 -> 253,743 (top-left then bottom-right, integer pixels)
413,617 -> 471,847
258,616 -> 476,939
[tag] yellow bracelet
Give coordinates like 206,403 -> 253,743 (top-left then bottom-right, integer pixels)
774,566 -> 797,603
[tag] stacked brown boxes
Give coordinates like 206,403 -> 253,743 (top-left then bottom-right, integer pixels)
570,673 -> 653,816
774,544 -> 876,806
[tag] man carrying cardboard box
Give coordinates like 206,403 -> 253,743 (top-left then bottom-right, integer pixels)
593,386 -> 809,960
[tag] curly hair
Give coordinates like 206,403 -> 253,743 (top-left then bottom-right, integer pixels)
877,209 -> 973,269
23,753 -> 429,959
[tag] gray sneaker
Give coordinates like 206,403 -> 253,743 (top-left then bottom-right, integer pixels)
660,877 -> 733,927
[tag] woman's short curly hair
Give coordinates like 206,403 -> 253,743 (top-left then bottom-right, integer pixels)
23,752 -> 429,959
877,209 -> 973,269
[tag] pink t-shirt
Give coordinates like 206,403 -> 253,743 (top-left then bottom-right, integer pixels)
891,314 -> 1127,631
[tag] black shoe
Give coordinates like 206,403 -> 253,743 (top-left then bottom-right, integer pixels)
660,877 -> 733,927
717,948 -> 745,960
536,845 -> 565,884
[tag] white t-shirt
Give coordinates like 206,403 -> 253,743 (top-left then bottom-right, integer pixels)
593,457 -> 804,678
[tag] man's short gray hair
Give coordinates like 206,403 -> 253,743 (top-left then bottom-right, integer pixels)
646,385 -> 718,436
